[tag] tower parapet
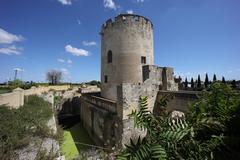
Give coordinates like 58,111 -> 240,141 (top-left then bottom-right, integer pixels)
101,14 -> 153,35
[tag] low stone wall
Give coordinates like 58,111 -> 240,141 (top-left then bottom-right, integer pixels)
0,85 -> 71,108
24,85 -> 71,96
80,85 -> 100,93
81,93 -> 117,113
157,90 -> 200,112
0,88 -> 24,108
80,93 -> 121,147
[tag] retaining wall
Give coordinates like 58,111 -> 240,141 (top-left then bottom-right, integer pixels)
80,93 -> 121,147
157,90 -> 200,112
0,85 -> 71,108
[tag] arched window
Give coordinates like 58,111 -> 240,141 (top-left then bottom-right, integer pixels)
107,50 -> 112,63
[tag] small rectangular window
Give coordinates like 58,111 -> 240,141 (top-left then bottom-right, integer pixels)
104,75 -> 108,83
108,50 -> 112,63
141,56 -> 146,64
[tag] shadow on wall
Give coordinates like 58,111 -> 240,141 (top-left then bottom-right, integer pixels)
153,91 -> 200,115
58,97 -> 82,129
59,97 -> 81,115
57,96 -> 95,155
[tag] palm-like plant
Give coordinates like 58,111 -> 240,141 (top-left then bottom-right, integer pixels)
117,83 -> 240,160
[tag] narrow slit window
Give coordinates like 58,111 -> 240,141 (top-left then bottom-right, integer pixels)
107,50 -> 112,63
141,56 -> 146,64
104,75 -> 108,83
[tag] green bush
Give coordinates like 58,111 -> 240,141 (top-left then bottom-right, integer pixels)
7,80 -> 38,90
118,83 -> 240,160
0,87 -> 12,94
0,95 -> 53,159
8,79 -> 23,89
86,80 -> 101,87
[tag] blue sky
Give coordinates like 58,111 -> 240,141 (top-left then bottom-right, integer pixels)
0,0 -> 239,83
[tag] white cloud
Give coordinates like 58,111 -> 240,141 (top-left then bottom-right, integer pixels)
127,10 -> 134,14
13,68 -> 24,72
57,58 -> 72,65
0,28 -> 24,44
136,0 -> 144,2
67,59 -> 72,64
60,68 -> 69,75
103,0 -> 117,10
82,41 -> 97,46
57,0 -> 72,5
65,44 -> 89,56
57,58 -> 65,63
0,45 -> 22,55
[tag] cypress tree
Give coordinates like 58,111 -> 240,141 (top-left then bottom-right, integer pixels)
178,76 -> 182,81
222,76 -> 226,84
191,78 -> 194,89
204,73 -> 209,88
213,74 -> 217,82
197,75 -> 201,89
231,80 -> 237,89
185,78 -> 188,89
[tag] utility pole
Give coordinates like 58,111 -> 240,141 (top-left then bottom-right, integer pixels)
14,69 -> 18,80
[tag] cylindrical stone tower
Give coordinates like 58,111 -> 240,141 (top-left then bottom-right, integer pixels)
100,14 -> 154,100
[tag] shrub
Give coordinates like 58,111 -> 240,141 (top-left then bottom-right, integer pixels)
118,83 -> 240,160
0,95 -> 53,159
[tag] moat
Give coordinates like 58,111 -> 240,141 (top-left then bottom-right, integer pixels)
58,114 -> 94,160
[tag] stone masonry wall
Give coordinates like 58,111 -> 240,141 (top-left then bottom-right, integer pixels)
162,67 -> 178,91
157,90 -> 200,112
117,65 -> 163,145
0,88 -> 24,108
80,93 -> 121,147
80,65 -> 180,147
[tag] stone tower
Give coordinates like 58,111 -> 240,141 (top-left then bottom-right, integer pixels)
100,14 -> 154,100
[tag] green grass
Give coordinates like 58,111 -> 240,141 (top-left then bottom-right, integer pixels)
61,130 -> 79,160
0,88 -> 12,94
61,123 -> 94,160
0,95 -> 53,159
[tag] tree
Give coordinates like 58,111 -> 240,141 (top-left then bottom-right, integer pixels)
222,76 -> 226,83
178,76 -> 182,82
231,80 -> 237,89
184,78 -> 188,89
213,74 -> 217,82
191,78 -> 194,89
46,70 -> 62,85
197,74 -> 201,89
8,79 -> 23,89
118,83 -> 240,160
86,80 -> 101,87
204,73 -> 209,88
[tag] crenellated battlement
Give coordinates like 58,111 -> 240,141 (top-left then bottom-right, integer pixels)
101,14 -> 153,34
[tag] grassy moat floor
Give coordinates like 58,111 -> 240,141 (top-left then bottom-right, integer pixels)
61,122 -> 94,160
